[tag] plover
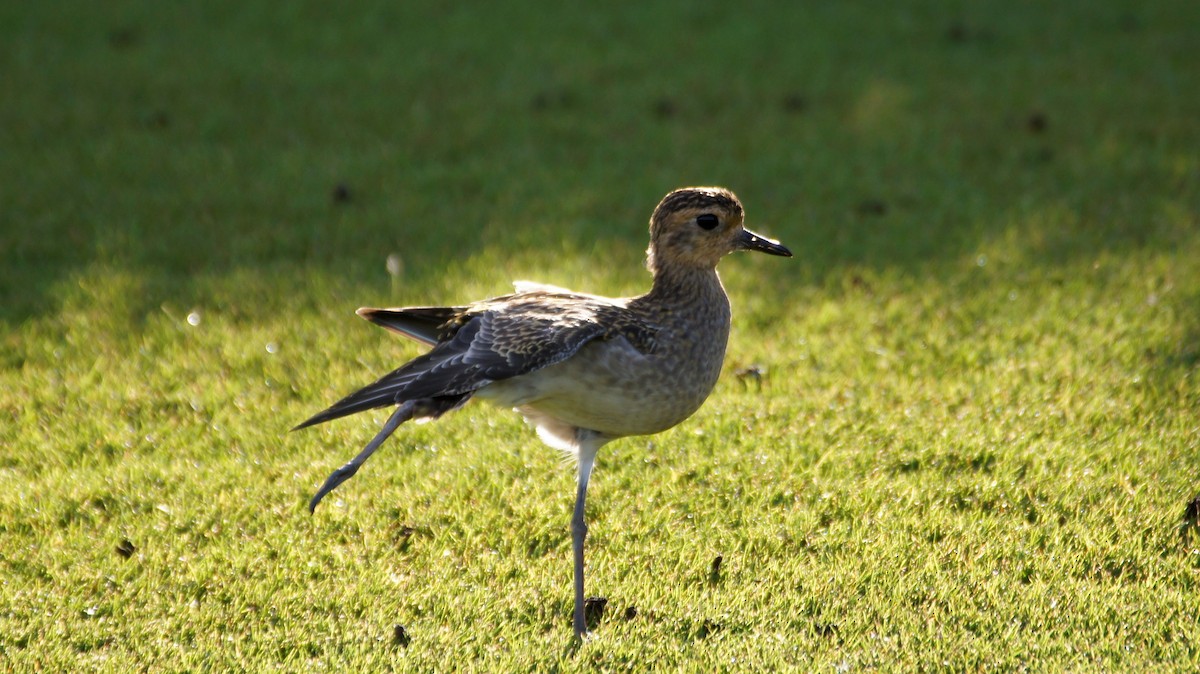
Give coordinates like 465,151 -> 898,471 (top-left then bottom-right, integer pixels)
297,186 -> 791,637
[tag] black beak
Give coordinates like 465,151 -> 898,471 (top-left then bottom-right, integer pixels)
736,228 -> 793,257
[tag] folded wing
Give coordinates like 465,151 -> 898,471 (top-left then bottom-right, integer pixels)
294,293 -> 645,429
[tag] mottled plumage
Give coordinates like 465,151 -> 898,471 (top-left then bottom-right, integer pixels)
297,186 -> 791,637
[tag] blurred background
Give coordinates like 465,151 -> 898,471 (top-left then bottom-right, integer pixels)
4,1 -> 1195,319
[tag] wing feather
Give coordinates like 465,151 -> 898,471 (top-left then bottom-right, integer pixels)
295,292 -> 656,429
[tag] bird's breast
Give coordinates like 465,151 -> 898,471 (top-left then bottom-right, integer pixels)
484,300 -> 732,438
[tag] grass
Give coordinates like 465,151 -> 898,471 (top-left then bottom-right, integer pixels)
2,0 -> 1199,670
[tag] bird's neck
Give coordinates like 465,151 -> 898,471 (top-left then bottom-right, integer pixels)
640,263 -> 733,368
645,264 -> 728,307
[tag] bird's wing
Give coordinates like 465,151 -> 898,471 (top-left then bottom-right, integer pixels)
295,292 -> 658,429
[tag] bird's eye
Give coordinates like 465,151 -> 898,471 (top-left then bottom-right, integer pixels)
696,214 -> 719,230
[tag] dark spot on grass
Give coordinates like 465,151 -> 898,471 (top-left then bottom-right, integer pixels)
623,605 -> 638,621
583,596 -> 607,628
332,183 -> 352,204
709,554 -> 723,583
530,89 -> 579,112
116,538 -> 136,558
896,458 -> 921,473
1027,110 -> 1048,134
857,199 -> 887,216
58,505 -> 94,528
945,21 -> 969,43
735,365 -> 764,391
554,91 -> 578,109
1101,557 -> 1142,581
74,636 -> 113,653
969,452 -> 996,472
944,20 -> 994,44
390,523 -> 424,551
108,27 -> 141,50
696,618 -> 722,639
392,624 -> 411,647
652,98 -> 677,119
146,110 -> 170,130
781,93 -> 807,114
814,622 -> 839,638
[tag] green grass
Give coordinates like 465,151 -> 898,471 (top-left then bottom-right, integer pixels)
3,0 -> 1199,670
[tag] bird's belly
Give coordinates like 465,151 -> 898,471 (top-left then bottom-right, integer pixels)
481,338 -> 724,438
522,379 -> 704,437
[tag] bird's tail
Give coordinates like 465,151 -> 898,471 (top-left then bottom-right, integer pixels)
292,383 -> 395,430
356,306 -> 463,346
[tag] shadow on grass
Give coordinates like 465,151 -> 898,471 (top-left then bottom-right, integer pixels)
2,0 -> 1196,356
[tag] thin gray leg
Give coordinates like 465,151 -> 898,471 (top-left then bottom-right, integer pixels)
572,433 -> 601,638
309,401 -> 415,513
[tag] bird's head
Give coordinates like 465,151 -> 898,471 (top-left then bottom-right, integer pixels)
646,186 -> 791,274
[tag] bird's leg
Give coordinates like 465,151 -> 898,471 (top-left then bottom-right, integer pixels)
571,462 -> 591,637
309,401 -> 415,513
572,433 -> 601,638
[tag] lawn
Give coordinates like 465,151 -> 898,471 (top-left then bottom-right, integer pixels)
2,1 -> 1199,670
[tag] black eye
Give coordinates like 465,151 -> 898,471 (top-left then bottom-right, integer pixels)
696,213 -> 719,230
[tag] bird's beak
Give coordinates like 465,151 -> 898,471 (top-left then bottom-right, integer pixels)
736,228 -> 793,257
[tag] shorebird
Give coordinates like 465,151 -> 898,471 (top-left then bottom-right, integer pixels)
297,186 -> 791,637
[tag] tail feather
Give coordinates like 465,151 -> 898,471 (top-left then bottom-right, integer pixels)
356,306 -> 463,346
294,306 -> 467,430
292,346 -> 481,430
292,383 -> 403,430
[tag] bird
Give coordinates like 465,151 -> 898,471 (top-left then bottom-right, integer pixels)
296,186 -> 791,638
